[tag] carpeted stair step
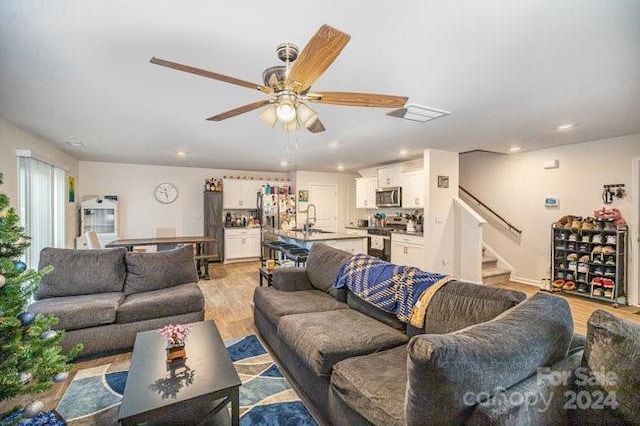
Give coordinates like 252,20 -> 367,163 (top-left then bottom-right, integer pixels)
482,255 -> 498,269
482,266 -> 511,285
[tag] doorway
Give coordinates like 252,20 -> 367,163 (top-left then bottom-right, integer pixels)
309,183 -> 338,232
631,156 -> 640,306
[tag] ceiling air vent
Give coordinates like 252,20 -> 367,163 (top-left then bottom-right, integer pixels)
387,104 -> 450,123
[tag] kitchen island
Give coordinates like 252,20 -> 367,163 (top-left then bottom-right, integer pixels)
265,229 -> 368,255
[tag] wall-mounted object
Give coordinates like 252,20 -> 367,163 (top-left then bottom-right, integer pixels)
437,175 -> 449,188
543,159 -> 559,169
544,197 -> 559,207
602,184 -> 625,204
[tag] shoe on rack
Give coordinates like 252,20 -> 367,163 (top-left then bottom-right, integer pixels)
594,267 -> 604,276
602,278 -> 615,288
581,217 -> 595,230
591,234 -> 603,244
590,277 -> 604,286
593,287 -> 604,297
604,289 -> 613,298
567,253 -> 578,261
604,220 -> 616,231
606,235 -> 617,244
601,246 -> 616,255
581,235 -> 590,242
568,261 -> 578,272
565,273 -> 575,281
553,279 -> 565,288
556,271 -> 565,279
605,256 -> 616,266
568,243 -> 576,251
570,218 -> 583,229
578,255 -> 589,263
592,255 -> 603,265
568,233 -> 578,242
594,220 -> 605,230
563,281 -> 576,291
577,283 -> 588,293
591,245 -> 603,255
578,244 -> 589,252
578,263 -> 589,273
604,267 -> 616,277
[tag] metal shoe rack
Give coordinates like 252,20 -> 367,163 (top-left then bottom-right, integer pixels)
550,223 -> 627,307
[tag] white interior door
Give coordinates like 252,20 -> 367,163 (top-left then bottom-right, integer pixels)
309,183 -> 338,232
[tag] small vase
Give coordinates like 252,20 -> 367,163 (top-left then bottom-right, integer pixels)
166,343 -> 187,363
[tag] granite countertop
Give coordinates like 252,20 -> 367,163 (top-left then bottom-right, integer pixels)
344,225 -> 369,230
267,229 -> 369,242
391,229 -> 424,236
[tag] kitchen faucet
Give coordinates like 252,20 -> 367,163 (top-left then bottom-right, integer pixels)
304,204 -> 317,233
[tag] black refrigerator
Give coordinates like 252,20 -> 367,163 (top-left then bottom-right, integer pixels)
204,191 -> 223,262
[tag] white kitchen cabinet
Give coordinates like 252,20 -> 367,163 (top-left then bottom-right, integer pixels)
355,177 -> 377,209
223,179 -> 260,209
378,165 -> 402,188
391,233 -> 425,268
224,228 -> 261,262
322,238 -> 368,255
401,169 -> 425,208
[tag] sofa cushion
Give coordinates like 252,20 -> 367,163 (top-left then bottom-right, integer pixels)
331,345 -> 407,426
36,247 -> 127,299
253,287 -> 348,326
123,245 -> 198,295
29,292 -> 124,330
415,280 -> 526,336
306,243 -> 352,293
572,309 -> 640,424
277,309 -> 409,377
116,282 -> 204,324
347,290 -> 405,331
405,292 -> 573,425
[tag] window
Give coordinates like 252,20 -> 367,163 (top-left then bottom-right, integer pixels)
18,156 -> 67,269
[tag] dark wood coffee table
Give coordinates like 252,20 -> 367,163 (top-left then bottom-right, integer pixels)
118,321 -> 241,425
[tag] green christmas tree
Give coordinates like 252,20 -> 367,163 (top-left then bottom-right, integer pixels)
0,172 -> 82,415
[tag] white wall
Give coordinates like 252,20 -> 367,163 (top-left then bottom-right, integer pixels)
0,118 -> 79,248
460,133 -> 640,305
424,150 -> 459,275
290,170 -> 359,232
79,161 -> 287,239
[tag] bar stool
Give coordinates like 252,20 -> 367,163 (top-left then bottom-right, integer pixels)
276,243 -> 300,262
262,241 -> 287,262
285,248 -> 309,266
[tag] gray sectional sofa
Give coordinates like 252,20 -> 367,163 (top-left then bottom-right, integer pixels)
253,243 -> 582,425
29,245 -> 204,358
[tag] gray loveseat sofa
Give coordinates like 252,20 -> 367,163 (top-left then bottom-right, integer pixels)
29,245 -> 204,358
253,243 -> 580,425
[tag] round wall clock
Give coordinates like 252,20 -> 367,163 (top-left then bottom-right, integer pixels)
154,183 -> 179,204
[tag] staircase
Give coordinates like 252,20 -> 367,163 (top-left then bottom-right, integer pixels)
482,250 -> 511,285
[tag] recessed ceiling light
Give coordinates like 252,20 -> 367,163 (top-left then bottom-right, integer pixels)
280,160 -> 288,167
337,164 -> 345,171
177,151 -> 187,157
65,141 -> 84,148
399,149 -> 408,157
509,146 -> 521,153
328,141 -> 340,149
556,123 -> 576,132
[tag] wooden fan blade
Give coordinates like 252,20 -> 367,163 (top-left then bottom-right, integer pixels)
306,117 -> 326,133
309,91 -> 408,108
150,57 -> 272,94
285,25 -> 351,93
207,99 -> 272,121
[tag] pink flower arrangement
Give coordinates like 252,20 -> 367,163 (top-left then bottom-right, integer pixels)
159,324 -> 192,346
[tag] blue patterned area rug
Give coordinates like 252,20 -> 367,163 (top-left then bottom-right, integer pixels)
55,335 -> 317,425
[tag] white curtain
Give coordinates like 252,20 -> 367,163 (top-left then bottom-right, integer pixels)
18,156 -> 66,270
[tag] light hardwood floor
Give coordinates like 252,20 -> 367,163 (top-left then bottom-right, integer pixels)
2,261 -> 638,416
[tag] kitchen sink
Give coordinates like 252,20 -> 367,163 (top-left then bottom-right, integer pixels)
290,228 -> 331,234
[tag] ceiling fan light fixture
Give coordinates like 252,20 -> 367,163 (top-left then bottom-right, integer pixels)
275,98 -> 297,123
296,103 -> 319,128
258,104 -> 278,127
282,119 -> 300,132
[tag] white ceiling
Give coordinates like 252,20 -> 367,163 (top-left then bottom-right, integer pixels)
1,0 -> 639,173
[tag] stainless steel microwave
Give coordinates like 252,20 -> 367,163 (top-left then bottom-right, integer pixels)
375,187 -> 402,207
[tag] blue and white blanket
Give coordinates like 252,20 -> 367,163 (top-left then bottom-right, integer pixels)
334,254 -> 447,323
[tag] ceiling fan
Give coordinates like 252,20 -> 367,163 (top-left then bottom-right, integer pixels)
150,24 -> 408,133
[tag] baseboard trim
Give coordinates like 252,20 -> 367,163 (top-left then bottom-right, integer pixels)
511,276 -> 542,287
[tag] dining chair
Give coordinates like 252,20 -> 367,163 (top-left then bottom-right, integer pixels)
85,231 -> 101,249
156,227 -> 177,251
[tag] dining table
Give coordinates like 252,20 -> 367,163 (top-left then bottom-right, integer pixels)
105,236 -> 217,279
